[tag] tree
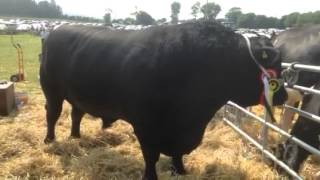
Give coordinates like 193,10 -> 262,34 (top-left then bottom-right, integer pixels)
201,2 -> 221,20
312,11 -> 320,24
112,18 -> 125,24
0,0 -> 104,22
191,2 -> 201,19
171,2 -> 181,24
297,12 -> 314,26
104,13 -> 111,25
156,18 -> 167,25
124,17 -> 136,25
282,12 -> 300,27
36,0 -> 62,18
225,7 -> 242,23
237,13 -> 256,28
135,11 -> 155,25
254,15 -> 269,28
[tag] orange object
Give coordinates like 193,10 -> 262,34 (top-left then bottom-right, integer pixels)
10,36 -> 25,82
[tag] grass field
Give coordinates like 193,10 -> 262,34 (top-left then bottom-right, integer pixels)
0,34 -> 319,179
0,34 -> 41,92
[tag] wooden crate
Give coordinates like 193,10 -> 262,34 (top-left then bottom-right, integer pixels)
0,81 -> 15,116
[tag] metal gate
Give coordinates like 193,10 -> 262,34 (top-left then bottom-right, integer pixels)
222,63 -> 320,180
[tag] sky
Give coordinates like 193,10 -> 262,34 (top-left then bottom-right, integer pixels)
41,0 -> 320,20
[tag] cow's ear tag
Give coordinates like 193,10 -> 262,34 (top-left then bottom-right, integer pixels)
269,79 -> 280,92
262,51 -> 268,59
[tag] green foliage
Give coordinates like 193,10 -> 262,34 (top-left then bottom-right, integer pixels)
312,11 -> 320,24
104,13 -> 112,25
0,34 -> 41,90
156,18 -> 167,24
225,7 -> 242,24
236,13 -> 281,29
201,2 -> 221,20
171,2 -> 181,24
62,15 -> 102,23
135,11 -> 155,25
112,19 -> 125,24
237,13 -> 256,28
123,17 -> 136,25
282,12 -> 300,27
191,2 -> 201,19
0,0 -> 62,18
225,7 -> 320,29
282,11 -> 320,27
0,0 -> 102,22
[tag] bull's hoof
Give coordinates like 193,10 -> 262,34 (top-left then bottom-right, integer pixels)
44,137 -> 55,144
70,134 -> 81,139
170,165 -> 187,176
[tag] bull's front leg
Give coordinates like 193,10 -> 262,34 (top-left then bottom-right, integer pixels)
44,99 -> 63,143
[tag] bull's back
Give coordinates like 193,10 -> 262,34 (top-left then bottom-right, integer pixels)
40,26 -> 129,115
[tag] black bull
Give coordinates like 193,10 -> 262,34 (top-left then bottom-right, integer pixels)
276,82 -> 320,173
40,21 -> 287,179
273,25 -> 320,174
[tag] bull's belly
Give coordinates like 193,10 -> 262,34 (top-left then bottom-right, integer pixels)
134,120 -> 209,156
65,94 -> 123,119
158,131 -> 206,156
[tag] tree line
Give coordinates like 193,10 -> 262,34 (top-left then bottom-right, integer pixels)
226,7 -> 320,28
2,0 -> 320,28
0,0 -> 62,18
0,0 -> 101,22
105,1 -> 320,28
104,1 -> 222,26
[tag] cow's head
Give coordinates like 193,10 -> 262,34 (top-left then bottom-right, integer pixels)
231,33 -> 288,107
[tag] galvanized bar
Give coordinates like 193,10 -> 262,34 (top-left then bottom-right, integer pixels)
285,83 -> 320,96
261,107 -> 270,151
284,104 -> 320,124
226,101 -> 320,157
223,117 -> 303,180
282,63 -> 320,73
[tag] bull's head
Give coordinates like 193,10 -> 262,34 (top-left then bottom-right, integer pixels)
233,33 -> 288,107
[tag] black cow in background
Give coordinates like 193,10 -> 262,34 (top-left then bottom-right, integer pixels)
273,25 -> 320,175
273,25 -> 320,87
273,25 -> 320,132
276,82 -> 320,173
40,20 -> 287,180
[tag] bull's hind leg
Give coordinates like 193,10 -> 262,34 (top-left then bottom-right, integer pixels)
137,139 -> 160,180
142,147 -> 159,180
44,98 -> 63,143
70,106 -> 85,138
171,155 -> 187,175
